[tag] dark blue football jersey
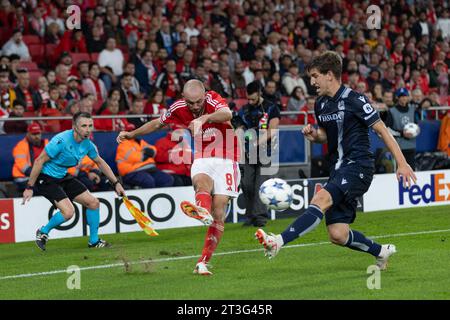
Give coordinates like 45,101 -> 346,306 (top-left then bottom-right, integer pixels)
315,85 -> 381,171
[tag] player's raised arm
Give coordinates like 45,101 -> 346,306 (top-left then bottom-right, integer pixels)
22,149 -> 50,204
371,120 -> 417,187
116,118 -> 165,143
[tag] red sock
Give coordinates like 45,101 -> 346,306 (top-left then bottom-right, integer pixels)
198,220 -> 224,263
195,191 -> 212,213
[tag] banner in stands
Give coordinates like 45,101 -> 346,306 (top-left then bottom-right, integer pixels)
363,170 -> 450,212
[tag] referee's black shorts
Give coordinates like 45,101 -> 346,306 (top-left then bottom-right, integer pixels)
34,173 -> 88,205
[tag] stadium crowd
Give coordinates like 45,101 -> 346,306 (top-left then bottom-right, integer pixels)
0,0 -> 449,192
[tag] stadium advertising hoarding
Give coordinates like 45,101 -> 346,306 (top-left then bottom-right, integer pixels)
1,177 -> 341,244
363,169 -> 450,212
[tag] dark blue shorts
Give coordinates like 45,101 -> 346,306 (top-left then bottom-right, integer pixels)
323,164 -> 374,226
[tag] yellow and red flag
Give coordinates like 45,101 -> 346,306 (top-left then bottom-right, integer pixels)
122,196 -> 159,236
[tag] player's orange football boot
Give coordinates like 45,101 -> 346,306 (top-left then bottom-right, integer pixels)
180,201 -> 214,226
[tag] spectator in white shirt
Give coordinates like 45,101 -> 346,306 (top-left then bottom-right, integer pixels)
282,63 -> 308,96
1,30 -> 30,61
98,37 -> 124,91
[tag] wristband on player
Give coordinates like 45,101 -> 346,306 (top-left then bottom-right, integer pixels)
25,184 -> 35,191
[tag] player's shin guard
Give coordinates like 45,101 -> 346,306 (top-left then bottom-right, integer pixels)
344,229 -> 382,257
86,208 -> 100,245
280,204 -> 323,244
41,211 -> 66,234
195,191 -> 212,213
198,220 -> 224,263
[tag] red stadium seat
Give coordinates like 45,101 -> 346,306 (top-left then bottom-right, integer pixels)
18,61 -> 39,71
28,44 -> 45,64
280,96 -> 289,109
90,52 -> 99,62
232,99 -> 247,111
22,35 -> 41,46
123,52 -> 129,63
70,52 -> 91,65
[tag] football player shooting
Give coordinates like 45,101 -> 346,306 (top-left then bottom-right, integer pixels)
22,112 -> 126,251
117,79 -> 240,275
256,51 -> 417,270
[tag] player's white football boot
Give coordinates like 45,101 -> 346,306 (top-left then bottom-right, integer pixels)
376,244 -> 397,270
255,229 -> 283,259
180,201 -> 213,226
193,261 -> 213,275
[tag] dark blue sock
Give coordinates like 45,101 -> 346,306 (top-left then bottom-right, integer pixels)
86,208 -> 100,245
41,211 -> 65,234
345,229 -> 382,257
281,204 -> 323,244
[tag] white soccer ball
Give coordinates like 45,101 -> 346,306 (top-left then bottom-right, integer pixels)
403,122 -> 420,138
259,178 -> 293,211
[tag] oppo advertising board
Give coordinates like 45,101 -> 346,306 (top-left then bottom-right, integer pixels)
1,178 -> 334,244
363,169 -> 450,212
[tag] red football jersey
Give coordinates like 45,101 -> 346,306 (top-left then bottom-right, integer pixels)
159,91 -> 240,161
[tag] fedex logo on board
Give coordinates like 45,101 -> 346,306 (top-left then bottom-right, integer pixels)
399,173 -> 450,205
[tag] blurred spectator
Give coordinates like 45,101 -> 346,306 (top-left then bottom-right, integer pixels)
86,26 -> 105,53
282,63 -> 308,96
154,129 -> 193,187
298,96 -> 317,125
14,69 -> 41,112
263,80 -> 282,109
45,70 -> 57,87
115,126 -> 174,189
43,85 -> 64,111
127,99 -> 148,129
82,62 -> 108,102
231,61 -> 247,99
210,62 -> 235,99
29,6 -> 45,38
95,98 -> 131,131
77,61 -> 90,80
0,64 -> 15,111
135,50 -> 157,96
4,99 -> 27,134
156,20 -> 176,55
155,59 -> 182,105
11,123 -> 48,192
45,22 -> 61,45
1,29 -> 30,60
122,62 -> 140,96
60,100 -> 80,131
118,73 -> 136,111
386,88 -> 417,170
144,88 -> 166,115
287,86 -> 307,121
104,14 -> 127,47
99,37 -> 125,89
66,76 -> 82,101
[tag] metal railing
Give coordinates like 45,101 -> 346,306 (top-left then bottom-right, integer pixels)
419,106 -> 450,120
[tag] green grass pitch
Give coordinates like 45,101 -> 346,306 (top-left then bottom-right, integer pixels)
0,205 -> 449,300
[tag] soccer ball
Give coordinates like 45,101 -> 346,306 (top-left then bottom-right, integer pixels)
403,122 -> 420,138
259,178 -> 293,211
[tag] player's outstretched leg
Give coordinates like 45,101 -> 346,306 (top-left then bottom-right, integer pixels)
180,191 -> 214,226
255,204 -> 324,259
341,228 -> 396,270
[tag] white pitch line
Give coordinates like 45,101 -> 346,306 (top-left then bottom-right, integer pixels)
1,228 -> 449,281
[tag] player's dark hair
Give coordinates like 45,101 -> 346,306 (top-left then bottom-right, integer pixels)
246,81 -> 262,95
73,111 -> 92,124
307,51 -> 342,80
